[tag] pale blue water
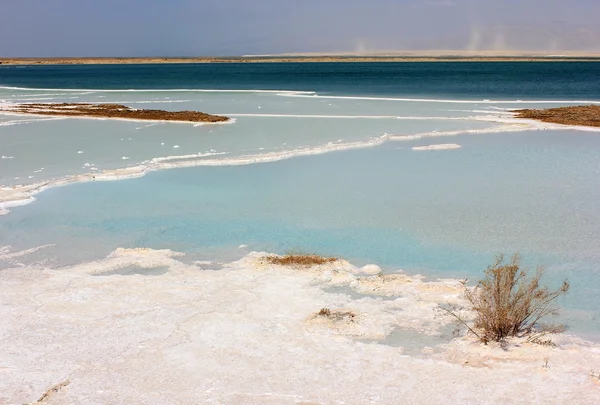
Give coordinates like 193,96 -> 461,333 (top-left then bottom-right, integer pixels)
1,63 -> 600,336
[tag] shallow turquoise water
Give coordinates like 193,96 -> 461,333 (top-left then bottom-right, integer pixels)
5,129 -> 600,265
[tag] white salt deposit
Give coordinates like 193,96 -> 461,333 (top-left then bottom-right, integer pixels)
1,247 -> 599,404
412,143 -> 462,151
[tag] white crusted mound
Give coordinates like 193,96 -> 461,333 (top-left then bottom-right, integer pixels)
412,143 -> 462,151
1,247 -> 600,404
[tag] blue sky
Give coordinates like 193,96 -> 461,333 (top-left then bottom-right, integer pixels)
1,0 -> 599,56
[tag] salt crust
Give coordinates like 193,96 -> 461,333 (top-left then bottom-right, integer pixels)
1,246 -> 600,404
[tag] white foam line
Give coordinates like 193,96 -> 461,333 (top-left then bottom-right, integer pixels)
280,93 -> 600,105
119,100 -> 192,104
150,152 -> 228,163
448,109 -> 514,115
0,244 -> 54,259
0,86 -> 314,95
39,100 -> 194,105
9,97 -> 57,101
486,106 -> 515,111
387,126 -> 528,141
11,93 -> 89,97
223,113 -> 471,120
0,117 -> 66,127
412,143 -> 462,151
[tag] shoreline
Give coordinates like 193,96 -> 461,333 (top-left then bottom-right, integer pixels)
3,56 -> 600,65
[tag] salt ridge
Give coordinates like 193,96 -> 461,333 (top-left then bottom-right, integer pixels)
281,93 -> 600,105
412,143 -> 462,151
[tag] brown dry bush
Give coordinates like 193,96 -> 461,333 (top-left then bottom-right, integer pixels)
317,307 -> 356,322
464,254 -> 569,343
265,254 -> 338,267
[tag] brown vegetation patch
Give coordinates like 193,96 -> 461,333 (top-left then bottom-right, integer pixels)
317,307 -> 356,322
7,102 -> 229,123
265,254 -> 338,267
514,105 -> 600,127
445,254 -> 569,344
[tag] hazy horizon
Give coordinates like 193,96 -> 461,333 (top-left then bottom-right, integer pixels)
1,0 -> 600,57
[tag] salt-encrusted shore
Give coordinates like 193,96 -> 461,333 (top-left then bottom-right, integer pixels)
0,102 -> 229,123
515,105 -> 600,128
1,247 -> 599,404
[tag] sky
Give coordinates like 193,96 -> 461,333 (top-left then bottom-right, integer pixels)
1,0 -> 600,57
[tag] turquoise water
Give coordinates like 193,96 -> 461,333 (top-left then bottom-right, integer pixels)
5,130 -> 600,267
1,62 -> 600,335
2,62 -> 600,99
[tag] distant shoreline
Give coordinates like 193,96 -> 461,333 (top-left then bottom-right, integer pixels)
2,56 -> 600,65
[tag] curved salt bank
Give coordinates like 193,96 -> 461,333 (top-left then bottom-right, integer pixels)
412,143 -> 462,151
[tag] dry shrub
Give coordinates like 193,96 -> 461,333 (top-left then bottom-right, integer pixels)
317,307 -> 356,322
465,254 -> 569,343
266,254 -> 338,267
318,308 -> 332,316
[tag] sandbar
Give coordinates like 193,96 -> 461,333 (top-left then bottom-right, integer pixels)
0,102 -> 229,123
514,105 -> 600,128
